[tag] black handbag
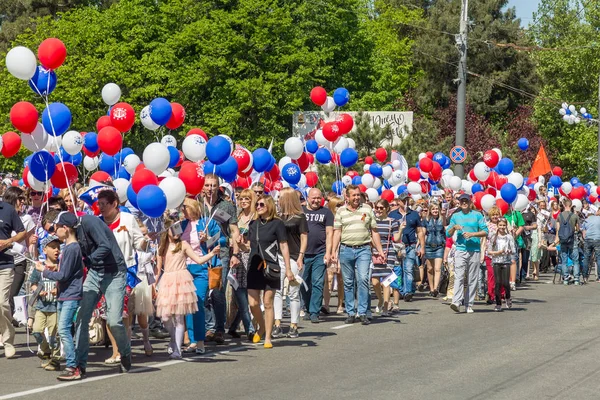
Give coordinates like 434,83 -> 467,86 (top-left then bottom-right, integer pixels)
437,262 -> 450,295
256,220 -> 281,281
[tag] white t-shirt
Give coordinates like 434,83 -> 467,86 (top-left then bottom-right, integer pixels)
12,214 -> 35,264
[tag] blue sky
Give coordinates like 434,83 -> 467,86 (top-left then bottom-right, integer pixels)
507,0 -> 542,25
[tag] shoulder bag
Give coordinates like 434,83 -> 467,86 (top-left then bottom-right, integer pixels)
256,220 -> 281,280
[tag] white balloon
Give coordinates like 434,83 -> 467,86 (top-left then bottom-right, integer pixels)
143,142 -> 170,175
391,170 -> 404,184
569,105 -> 576,113
297,174 -> 307,189
101,83 -> 122,106
373,178 -> 382,189
562,102 -> 568,110
333,137 -> 349,154
361,174 -> 375,188
0,136 -> 3,153
113,178 -> 130,203
159,177 -> 187,209
580,107 -> 587,115
534,182 -> 542,194
363,164 -> 371,173
161,134 -> 177,148
159,169 -> 174,178
27,172 -> 47,191
284,137 -> 304,160
22,123 -> 48,152
321,96 -> 336,112
62,130 -> 84,155
462,180 -> 473,195
315,129 -> 328,146
45,136 -> 62,152
559,108 -> 566,116
140,105 -> 160,131
219,135 -> 235,155
442,169 -> 454,177
507,172 -> 524,189
562,115 -> 570,123
473,162 -> 491,182
449,176 -> 462,191
573,199 -> 583,212
407,181 -> 422,195
392,160 -> 401,170
83,156 -> 99,172
519,186 -> 530,197
418,153 -> 426,160
182,134 -> 207,162
347,138 -> 356,149
481,194 -> 496,212
123,154 -> 141,174
412,194 -> 422,201
512,194 -> 529,212
382,165 -> 393,180
492,148 -> 502,160
278,156 -> 292,172
538,175 -> 546,185
365,188 -> 379,202
6,46 -> 37,80
561,182 -> 572,194
341,175 -> 352,186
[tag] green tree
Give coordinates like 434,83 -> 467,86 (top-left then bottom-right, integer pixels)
347,111 -> 394,157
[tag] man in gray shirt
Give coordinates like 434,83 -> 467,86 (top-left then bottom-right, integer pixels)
582,207 -> 600,282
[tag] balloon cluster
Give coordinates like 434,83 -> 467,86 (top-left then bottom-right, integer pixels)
559,103 -> 594,124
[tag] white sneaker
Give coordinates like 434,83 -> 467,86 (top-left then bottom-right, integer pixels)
169,351 -> 182,360
510,282 -> 516,291
466,307 -> 474,314
506,299 -> 513,309
450,303 -> 461,313
375,305 -> 382,313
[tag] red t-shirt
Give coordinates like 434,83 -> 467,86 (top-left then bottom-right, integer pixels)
108,217 -> 120,231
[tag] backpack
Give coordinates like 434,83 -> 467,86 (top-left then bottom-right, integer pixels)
558,212 -> 575,246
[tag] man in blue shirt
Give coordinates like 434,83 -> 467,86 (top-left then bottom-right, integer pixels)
446,194 -> 488,313
582,208 -> 600,282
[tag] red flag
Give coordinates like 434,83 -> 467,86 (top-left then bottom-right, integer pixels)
528,145 -> 551,180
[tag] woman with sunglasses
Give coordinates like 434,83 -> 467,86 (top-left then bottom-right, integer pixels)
423,202 -> 446,297
26,188 -> 44,224
273,188 -> 307,339
247,195 -> 293,349
372,200 -> 401,315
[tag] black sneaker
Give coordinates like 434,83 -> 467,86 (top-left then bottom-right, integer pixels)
57,367 -> 81,381
320,306 -> 330,315
119,354 -> 132,373
302,313 -> 311,321
403,293 -> 413,302
287,326 -> 299,338
310,314 -> 321,324
227,330 -> 241,339
271,325 -> 284,338
345,315 -> 356,324
359,315 -> 370,325
80,367 -> 86,378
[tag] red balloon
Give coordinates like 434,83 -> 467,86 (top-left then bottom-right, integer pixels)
178,163 -> 204,196
83,146 -> 100,158
590,195 -> 597,204
22,166 -> 30,188
259,176 -> 272,192
552,166 -> 563,177
473,192 -> 485,210
96,115 -> 112,132
305,171 -> 319,187
265,164 -> 280,182
165,103 -> 186,130
232,147 -> 252,173
420,181 -> 431,194
51,162 -> 78,189
375,148 -> 387,163
322,122 -> 340,142
468,169 -> 477,182
407,167 -> 421,182
419,157 -> 433,173
336,114 -> 354,134
346,170 -> 359,178
483,150 -> 500,168
271,181 -> 283,191
331,153 -> 340,166
109,102 -> 136,133
235,176 -> 252,189
2,131 -> 21,158
381,189 -> 394,202
358,184 -> 367,193
238,167 -> 253,178
135,163 -> 146,172
310,86 -> 328,106
306,153 -> 314,165
570,187 -> 585,200
187,128 -> 208,141
485,187 -> 497,197
496,199 -> 509,215
485,171 -> 500,188
426,151 -> 434,159
364,156 -> 374,165
131,168 -> 159,194
38,38 -> 67,70
527,189 -> 537,201
496,176 -> 508,189
429,162 -> 442,181
596,187 -> 600,196
97,126 -> 123,156
176,150 -> 184,168
90,171 -> 111,184
293,152 -> 310,172
10,102 -> 38,134
11,180 -> 18,187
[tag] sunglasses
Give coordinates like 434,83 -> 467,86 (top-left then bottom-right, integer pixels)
30,191 -> 42,196
253,191 -> 264,195
375,206 -> 386,210
256,202 -> 266,209
47,225 -> 55,234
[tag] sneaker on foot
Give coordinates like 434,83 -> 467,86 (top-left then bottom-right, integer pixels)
574,281 -> 581,286
403,293 -> 413,302
494,304 -> 502,312
563,280 -> 569,286
345,315 -> 356,324
510,282 -> 516,291
450,303 -> 461,313
271,325 -> 284,338
214,332 -> 225,345
466,307 -> 474,314
57,367 -> 81,381
169,352 -> 182,360
4,343 -> 16,359
119,354 -> 132,373
506,299 -> 513,309
44,360 -> 60,371
310,314 -> 321,324
302,313 -> 311,321
287,326 -> 299,338
359,315 -> 370,325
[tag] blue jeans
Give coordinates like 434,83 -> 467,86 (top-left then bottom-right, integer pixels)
339,245 -> 371,316
75,269 -> 130,369
229,288 -> 254,336
301,253 -> 326,317
400,246 -> 417,296
57,300 -> 79,368
582,240 -> 599,278
561,246 -> 580,281
205,255 -> 229,334
186,264 -> 208,343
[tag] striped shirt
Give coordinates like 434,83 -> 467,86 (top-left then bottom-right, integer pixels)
374,218 -> 400,267
446,210 -> 488,252
334,204 -> 376,246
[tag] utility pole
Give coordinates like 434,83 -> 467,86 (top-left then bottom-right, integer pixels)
454,0 -> 468,178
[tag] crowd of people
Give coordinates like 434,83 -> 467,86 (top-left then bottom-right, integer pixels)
0,174 -> 596,381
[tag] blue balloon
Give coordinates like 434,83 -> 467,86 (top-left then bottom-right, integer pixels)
472,183 -> 484,194
42,102 -> 71,136
71,152 -> 82,167
332,180 -> 345,195
18,179 -> 24,186
500,183 -> 518,204
99,153 -> 116,175
149,98 -> 172,126
442,156 -> 452,170
252,148 -> 271,172
203,160 -> 221,176
281,163 -> 301,185
218,156 -> 238,182
84,132 -> 98,153
584,183 -> 592,195
266,154 -> 276,173
333,88 -> 350,107
340,148 -> 358,168
120,147 -> 135,161
116,166 -> 130,180
549,175 -> 562,188
517,138 -> 529,151
570,177 -> 580,186
370,163 -> 383,177
315,148 -> 332,164
59,147 -> 72,163
127,184 -> 138,209
305,140 -> 319,154
29,66 -> 57,96
24,155 -> 33,168
433,152 -> 445,164
377,186 -> 383,195
30,151 -> 56,182
167,146 -> 180,169
352,176 -> 362,185
497,158 -> 514,176
52,187 -> 60,197
397,185 -> 408,195
137,185 -> 167,218
206,136 -> 232,165
383,180 -> 391,189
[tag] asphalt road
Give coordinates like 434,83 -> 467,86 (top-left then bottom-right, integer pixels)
1,273 -> 600,400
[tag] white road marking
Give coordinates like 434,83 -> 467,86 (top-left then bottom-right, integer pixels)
331,324 -> 354,330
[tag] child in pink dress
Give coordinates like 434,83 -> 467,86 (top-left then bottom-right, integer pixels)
156,219 -> 220,359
